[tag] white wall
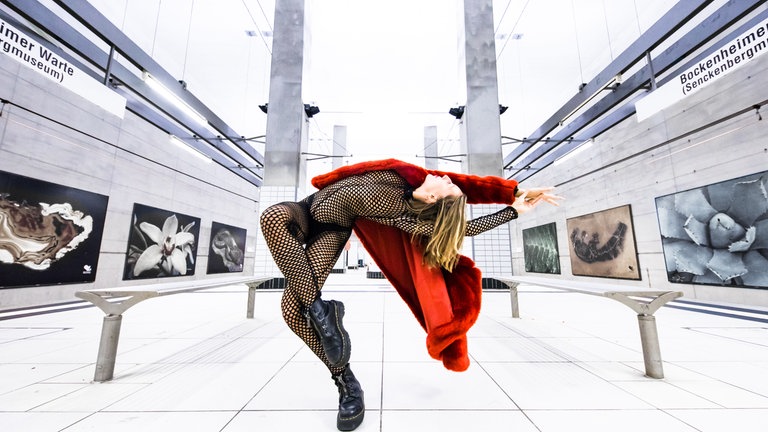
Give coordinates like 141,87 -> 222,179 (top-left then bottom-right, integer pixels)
511,50 -> 768,307
0,54 -> 261,309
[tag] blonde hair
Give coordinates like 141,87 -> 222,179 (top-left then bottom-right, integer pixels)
406,194 -> 468,272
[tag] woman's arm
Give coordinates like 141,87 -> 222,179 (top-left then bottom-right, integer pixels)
463,188 -> 563,236
367,207 -> 518,238
465,207 -> 518,236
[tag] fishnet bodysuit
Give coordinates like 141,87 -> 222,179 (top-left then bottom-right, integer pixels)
259,170 -> 518,373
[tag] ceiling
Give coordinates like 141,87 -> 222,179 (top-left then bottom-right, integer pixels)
2,0 -> 764,185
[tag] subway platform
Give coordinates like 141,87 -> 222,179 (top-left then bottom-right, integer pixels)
1,270 -> 767,432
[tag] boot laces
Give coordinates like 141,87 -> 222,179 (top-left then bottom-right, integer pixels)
334,371 -> 360,399
305,306 -> 332,336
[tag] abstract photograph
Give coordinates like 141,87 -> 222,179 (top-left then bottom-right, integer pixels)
566,204 -> 641,280
123,203 -> 201,280
522,222 -> 561,274
0,170 -> 109,288
206,222 -> 246,274
655,171 -> 768,289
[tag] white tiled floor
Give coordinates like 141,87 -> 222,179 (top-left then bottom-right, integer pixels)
1,270 -> 767,432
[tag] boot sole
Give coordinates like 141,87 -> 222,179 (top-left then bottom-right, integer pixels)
330,301 -> 351,367
337,409 -> 364,431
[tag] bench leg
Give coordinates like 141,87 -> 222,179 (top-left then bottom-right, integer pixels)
94,314 -> 122,382
247,286 -> 256,319
637,314 -> 664,379
509,282 -> 520,318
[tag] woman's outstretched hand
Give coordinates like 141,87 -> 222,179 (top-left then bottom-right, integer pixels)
512,187 -> 563,215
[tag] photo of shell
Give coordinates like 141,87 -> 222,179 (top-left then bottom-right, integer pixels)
0,170 -> 109,288
566,204 -> 641,280
655,171 -> 768,289
522,222 -> 561,274
206,222 -> 246,274
123,203 -> 201,280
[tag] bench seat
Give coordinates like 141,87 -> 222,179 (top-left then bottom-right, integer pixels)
489,275 -> 683,379
76,275 -> 271,382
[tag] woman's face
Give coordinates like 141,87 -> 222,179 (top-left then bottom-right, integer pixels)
421,174 -> 463,202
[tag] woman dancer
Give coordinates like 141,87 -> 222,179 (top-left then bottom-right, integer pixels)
260,158 -> 561,431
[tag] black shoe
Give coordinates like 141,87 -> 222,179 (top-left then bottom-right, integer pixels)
333,365 -> 365,431
306,298 -> 351,367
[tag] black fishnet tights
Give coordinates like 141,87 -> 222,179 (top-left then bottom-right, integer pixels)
260,170 -> 519,373
260,200 -> 350,374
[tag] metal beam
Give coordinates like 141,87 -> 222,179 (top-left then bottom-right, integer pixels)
1,0 -> 263,186
49,0 -> 263,167
503,0 -> 713,168
506,0 -> 766,182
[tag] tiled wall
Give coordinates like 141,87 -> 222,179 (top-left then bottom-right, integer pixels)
467,204 -> 513,278
253,186 -> 298,279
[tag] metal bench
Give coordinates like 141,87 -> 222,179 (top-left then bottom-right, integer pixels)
76,275 -> 271,382
489,275 -> 683,379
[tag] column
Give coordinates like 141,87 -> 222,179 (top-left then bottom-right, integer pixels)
332,125 -> 346,170
424,125 -> 438,170
460,0 -> 503,177
331,125 -> 348,273
254,0 -> 309,285
460,0 -> 512,280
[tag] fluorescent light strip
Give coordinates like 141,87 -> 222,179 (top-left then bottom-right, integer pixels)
553,139 -> 593,166
170,135 -> 212,163
560,74 -> 622,126
143,72 -> 208,127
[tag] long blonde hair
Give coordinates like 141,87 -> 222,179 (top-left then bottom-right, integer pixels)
406,194 -> 468,272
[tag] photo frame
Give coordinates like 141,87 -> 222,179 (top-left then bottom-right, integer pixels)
522,222 -> 561,274
566,204 -> 641,280
0,170 -> 109,288
123,203 -> 201,280
655,171 -> 768,289
206,221 -> 246,274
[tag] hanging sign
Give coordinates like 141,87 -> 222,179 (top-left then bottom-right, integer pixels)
636,17 -> 768,122
0,17 -> 126,118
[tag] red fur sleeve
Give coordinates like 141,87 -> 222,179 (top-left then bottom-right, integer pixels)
430,170 -> 518,205
311,158 -> 518,205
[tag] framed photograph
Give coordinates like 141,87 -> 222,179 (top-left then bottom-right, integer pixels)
123,203 -> 201,280
655,171 -> 768,289
206,222 -> 246,274
566,204 -> 641,280
522,222 -> 561,274
0,170 -> 109,288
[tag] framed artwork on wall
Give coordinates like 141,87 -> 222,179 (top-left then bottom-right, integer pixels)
123,203 -> 201,280
655,171 -> 768,289
566,204 -> 641,280
206,222 -> 246,274
0,170 -> 109,288
522,222 -> 561,274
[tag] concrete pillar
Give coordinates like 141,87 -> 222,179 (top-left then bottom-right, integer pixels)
460,0 -> 512,279
424,125 -> 438,170
333,125 -> 346,170
263,0 -> 309,195
255,0 -> 309,283
460,0 -> 503,177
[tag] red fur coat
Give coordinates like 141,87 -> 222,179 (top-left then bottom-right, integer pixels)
312,159 -> 518,371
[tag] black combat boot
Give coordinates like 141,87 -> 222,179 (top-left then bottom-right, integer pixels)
333,365 -> 365,431
306,297 -> 351,367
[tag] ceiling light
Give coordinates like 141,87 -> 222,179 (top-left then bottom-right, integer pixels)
169,135 -> 212,163
559,75 -> 622,126
143,72 -> 208,127
553,138 -> 594,166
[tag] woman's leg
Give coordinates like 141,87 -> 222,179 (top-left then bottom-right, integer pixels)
259,202 -> 349,372
260,202 -> 363,430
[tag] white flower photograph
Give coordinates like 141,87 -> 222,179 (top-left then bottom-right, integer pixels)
123,203 -> 200,280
